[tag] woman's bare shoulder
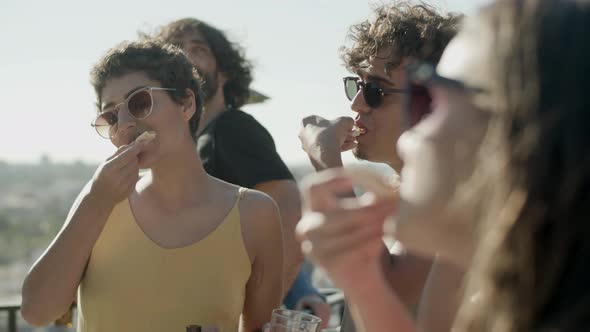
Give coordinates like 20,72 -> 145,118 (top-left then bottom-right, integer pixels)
237,188 -> 282,261
239,189 -> 280,226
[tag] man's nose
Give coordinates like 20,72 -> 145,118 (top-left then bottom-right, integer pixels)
350,89 -> 371,114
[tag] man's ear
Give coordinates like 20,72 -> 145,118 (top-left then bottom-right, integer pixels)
182,88 -> 197,121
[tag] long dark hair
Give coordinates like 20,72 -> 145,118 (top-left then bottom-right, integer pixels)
152,18 -> 253,109
455,0 -> 590,331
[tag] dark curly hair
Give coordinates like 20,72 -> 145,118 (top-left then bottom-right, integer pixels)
151,18 -> 253,109
342,1 -> 462,73
90,40 -> 204,141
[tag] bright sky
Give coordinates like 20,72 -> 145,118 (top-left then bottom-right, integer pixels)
0,0 -> 487,166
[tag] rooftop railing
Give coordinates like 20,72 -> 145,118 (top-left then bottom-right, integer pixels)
0,289 -> 344,331
0,297 -> 74,332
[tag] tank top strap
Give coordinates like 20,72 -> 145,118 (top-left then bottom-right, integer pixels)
237,187 -> 248,202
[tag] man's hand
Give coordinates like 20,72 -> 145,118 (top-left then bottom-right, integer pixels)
299,115 -> 356,171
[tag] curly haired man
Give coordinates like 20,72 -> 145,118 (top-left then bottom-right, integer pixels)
151,18 -> 332,325
297,3 -> 463,332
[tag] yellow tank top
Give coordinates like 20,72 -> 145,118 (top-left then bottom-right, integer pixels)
78,188 -> 251,332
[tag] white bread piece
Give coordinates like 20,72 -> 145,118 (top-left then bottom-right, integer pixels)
350,126 -> 367,137
342,166 -> 399,237
342,166 -> 398,199
135,131 -> 156,143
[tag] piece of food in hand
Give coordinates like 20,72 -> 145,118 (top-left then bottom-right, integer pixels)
342,166 -> 399,236
135,131 -> 156,143
342,166 -> 398,199
350,126 -> 365,137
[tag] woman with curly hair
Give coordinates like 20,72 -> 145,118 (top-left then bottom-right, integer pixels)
20,40 -> 284,332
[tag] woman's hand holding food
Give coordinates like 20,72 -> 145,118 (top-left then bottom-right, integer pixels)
89,139 -> 148,207
296,168 -> 397,293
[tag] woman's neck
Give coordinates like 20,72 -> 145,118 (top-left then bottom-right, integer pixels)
138,146 -> 211,210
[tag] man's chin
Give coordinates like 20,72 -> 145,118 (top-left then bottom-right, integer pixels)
353,146 -> 394,166
352,147 -> 369,161
193,68 -> 218,102
202,82 -> 218,102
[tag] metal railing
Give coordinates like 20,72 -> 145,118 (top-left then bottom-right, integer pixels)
0,290 -> 343,332
0,297 -> 74,332
0,298 -> 19,332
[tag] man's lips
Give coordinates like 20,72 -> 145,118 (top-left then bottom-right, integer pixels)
354,120 -> 369,136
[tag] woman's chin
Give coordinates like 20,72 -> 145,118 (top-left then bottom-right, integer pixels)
394,205 -> 473,266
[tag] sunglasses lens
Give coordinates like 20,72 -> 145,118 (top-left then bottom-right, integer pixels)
407,83 -> 432,127
128,90 -> 153,119
344,78 -> 359,101
363,82 -> 382,108
94,112 -> 118,138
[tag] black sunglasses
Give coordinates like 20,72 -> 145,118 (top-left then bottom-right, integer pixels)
342,76 -> 406,108
404,61 -> 484,128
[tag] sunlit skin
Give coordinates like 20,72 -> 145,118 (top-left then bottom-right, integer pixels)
395,17 -> 494,266
299,49 -> 409,172
100,72 -> 196,171
350,49 -> 409,170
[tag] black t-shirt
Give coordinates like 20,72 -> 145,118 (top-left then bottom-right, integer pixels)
197,110 -> 294,188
